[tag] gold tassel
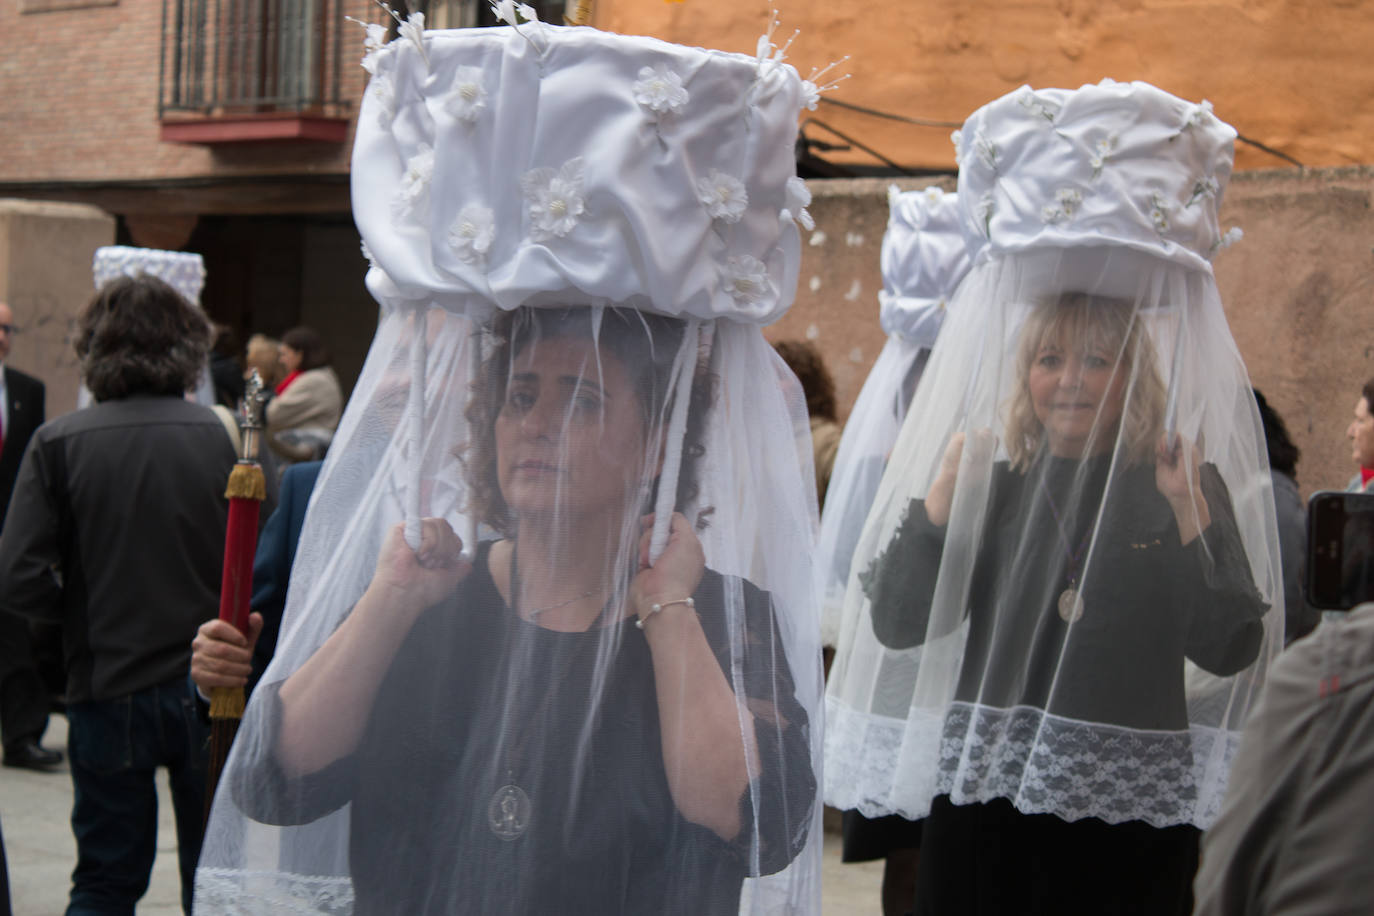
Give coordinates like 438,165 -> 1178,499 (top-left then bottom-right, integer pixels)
208,685 -> 246,720
224,463 -> 267,501
564,0 -> 592,26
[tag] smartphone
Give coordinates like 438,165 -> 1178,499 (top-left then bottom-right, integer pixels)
1306,491 -> 1374,610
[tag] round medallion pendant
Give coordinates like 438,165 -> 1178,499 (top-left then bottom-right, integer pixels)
488,784 -> 532,840
1057,587 -> 1085,623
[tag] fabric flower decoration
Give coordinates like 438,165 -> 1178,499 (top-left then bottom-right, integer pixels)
491,1 -> 537,25
950,130 -> 964,166
696,169 -> 748,224
521,158 -> 586,241
800,80 -> 821,112
393,145 -> 435,220
1149,192 -> 1172,233
445,67 -> 488,124
448,205 -> 496,264
976,191 -> 995,237
1016,91 -> 1059,122
361,239 -> 378,269
1211,226 -> 1244,255
1187,176 -> 1220,207
1041,188 -> 1082,225
974,128 -> 997,171
372,75 -> 397,128
722,255 -> 772,305
360,22 -> 388,74
633,65 -> 689,117
1089,136 -> 1116,178
1183,100 -> 1214,131
783,176 -> 814,231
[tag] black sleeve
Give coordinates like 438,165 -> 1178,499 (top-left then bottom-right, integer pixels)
0,438 -> 64,625
1180,464 -> 1269,676
858,498 -> 946,650
696,575 -> 816,876
229,680 -> 358,827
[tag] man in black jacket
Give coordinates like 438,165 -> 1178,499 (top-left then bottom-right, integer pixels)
0,278 -> 235,915
0,299 -> 62,772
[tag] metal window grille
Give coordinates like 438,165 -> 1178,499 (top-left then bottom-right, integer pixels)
160,0 -> 348,115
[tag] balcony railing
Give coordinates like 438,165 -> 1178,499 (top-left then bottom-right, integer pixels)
159,0 -> 348,117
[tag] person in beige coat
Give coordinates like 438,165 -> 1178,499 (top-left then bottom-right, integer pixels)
267,326 -> 342,464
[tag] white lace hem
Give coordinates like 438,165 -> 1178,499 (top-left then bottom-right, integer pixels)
194,868 -> 356,915
823,697 -> 1240,829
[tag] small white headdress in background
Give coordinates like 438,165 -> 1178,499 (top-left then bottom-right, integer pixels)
92,245 -> 207,307
878,185 -> 973,348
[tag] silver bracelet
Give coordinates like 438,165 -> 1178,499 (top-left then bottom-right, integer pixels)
635,596 -> 695,630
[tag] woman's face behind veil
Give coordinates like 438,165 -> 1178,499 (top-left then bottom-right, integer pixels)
494,333 -> 648,526
1027,322 -> 1127,459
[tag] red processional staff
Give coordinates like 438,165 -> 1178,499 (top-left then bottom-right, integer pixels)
205,372 -> 268,817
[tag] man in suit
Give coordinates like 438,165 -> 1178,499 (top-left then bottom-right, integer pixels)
0,300 -> 62,771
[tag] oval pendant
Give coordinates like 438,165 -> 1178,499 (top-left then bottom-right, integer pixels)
1057,587 -> 1085,623
488,784 -> 532,840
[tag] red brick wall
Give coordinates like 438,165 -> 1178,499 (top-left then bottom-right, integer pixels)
0,0 -> 375,183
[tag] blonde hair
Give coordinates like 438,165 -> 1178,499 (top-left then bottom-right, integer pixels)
1005,292 -> 1166,470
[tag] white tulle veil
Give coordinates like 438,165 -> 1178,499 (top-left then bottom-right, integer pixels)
824,81 -> 1282,831
195,15 -> 824,914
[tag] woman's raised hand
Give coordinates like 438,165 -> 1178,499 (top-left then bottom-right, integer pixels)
370,518 -> 472,617
632,512 -> 706,616
1156,434 -> 1211,544
925,432 -> 967,526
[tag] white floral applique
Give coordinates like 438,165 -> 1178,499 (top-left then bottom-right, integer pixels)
783,176 -> 814,230
1016,90 -> 1059,123
1089,135 -> 1117,179
633,65 -> 689,118
1187,175 -> 1220,207
923,186 -> 944,207
393,144 -> 435,220
372,74 -> 397,128
722,255 -> 772,305
358,21 -> 388,73
974,128 -> 998,171
1210,226 -> 1244,256
976,190 -> 996,237
444,66 -> 488,124
521,158 -> 586,241
447,204 -> 496,264
1149,192 -> 1172,233
798,59 -> 849,112
696,169 -> 749,224
1182,99 -> 1214,131
360,239 -> 378,270
1041,188 -> 1082,225
950,130 -> 964,166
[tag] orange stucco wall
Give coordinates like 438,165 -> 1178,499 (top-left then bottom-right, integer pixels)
593,0 -> 1373,173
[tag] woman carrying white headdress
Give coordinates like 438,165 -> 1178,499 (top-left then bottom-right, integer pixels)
817,185 -> 971,914
190,14 -> 823,915
824,81 -> 1281,915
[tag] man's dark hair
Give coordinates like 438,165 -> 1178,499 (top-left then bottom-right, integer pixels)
1253,388 -> 1300,480
76,275 -> 212,402
1362,377 -> 1374,411
773,339 -> 837,422
282,326 -> 330,372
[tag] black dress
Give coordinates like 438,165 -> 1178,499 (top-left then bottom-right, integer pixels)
236,541 -> 815,915
861,452 -> 1268,916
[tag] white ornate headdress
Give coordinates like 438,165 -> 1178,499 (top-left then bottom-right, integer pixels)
92,245 -> 207,306
879,185 -> 973,347
353,13 -> 814,325
952,80 -> 1243,274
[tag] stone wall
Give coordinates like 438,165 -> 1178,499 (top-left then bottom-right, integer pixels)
0,200 -> 116,415
766,167 -> 1374,501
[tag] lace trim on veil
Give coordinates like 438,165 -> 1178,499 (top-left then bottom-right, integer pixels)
824,698 -> 1240,829
194,868 -> 355,915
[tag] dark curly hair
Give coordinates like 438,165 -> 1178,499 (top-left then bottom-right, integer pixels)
772,339 -> 837,422
463,307 -> 714,538
76,275 -> 212,402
